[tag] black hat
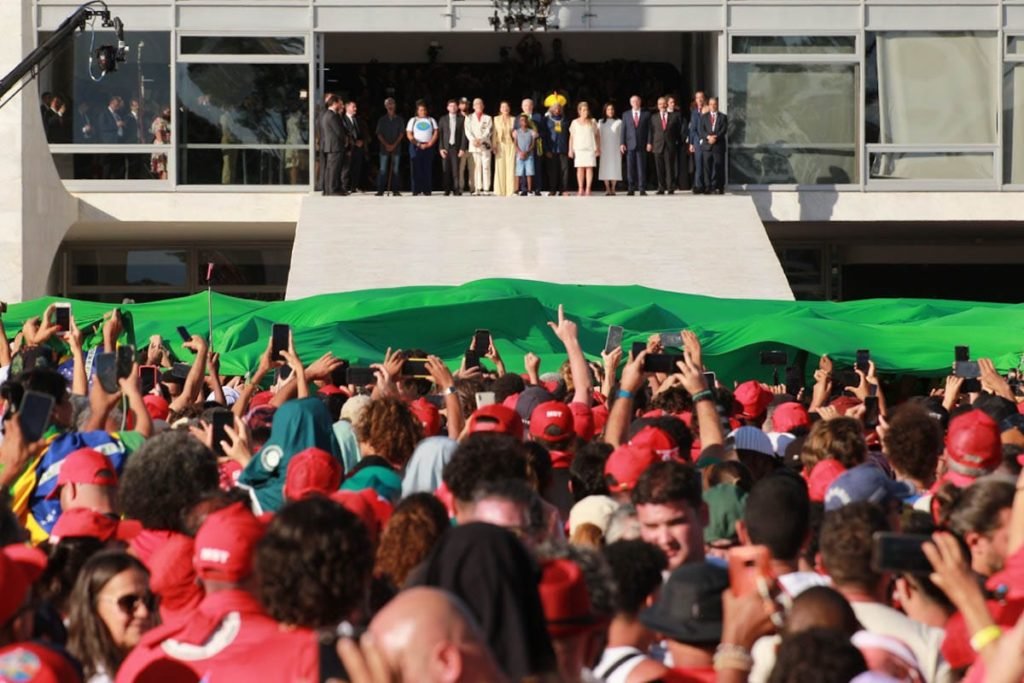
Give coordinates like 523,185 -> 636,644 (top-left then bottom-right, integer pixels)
639,562 -> 727,644
516,386 -> 553,427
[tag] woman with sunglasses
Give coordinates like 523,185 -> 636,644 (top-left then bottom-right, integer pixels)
68,551 -> 157,682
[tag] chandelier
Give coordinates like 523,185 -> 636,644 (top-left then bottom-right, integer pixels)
488,0 -> 558,31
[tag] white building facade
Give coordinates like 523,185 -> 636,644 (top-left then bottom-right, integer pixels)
3,0 -> 1024,303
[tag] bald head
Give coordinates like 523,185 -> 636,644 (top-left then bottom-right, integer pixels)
369,588 -> 507,683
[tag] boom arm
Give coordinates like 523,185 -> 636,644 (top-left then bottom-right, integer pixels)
0,2 -> 124,105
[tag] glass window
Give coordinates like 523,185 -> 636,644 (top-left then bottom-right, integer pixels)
180,36 -> 305,56
728,63 -> 858,184
37,31 -> 171,148
869,151 -> 993,180
69,249 -> 188,287
866,32 -> 997,146
51,153 -> 166,181
1008,36 -> 1024,56
732,36 -> 855,55
1005,64 -> 1024,183
196,247 -> 291,287
177,63 -> 309,185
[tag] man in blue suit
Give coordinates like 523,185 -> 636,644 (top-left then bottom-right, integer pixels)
688,91 -> 707,194
620,95 -> 651,196
698,97 -> 728,194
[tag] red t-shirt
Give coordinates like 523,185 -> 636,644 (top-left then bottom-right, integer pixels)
668,666 -> 717,683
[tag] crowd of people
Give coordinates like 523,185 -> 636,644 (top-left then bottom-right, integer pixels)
318,91 -> 727,197
0,303 -> 1023,682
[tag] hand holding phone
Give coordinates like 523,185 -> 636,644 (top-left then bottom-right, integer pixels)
856,349 -> 871,374
473,329 -> 491,354
271,324 -> 290,361
211,411 -> 233,456
660,332 -> 683,349
728,545 -> 773,597
871,532 -> 932,575
95,352 -> 120,394
54,303 -> 71,335
604,325 -> 624,354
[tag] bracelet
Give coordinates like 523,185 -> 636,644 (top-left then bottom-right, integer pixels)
970,625 -> 1002,652
713,644 -> 753,672
616,389 -> 634,400
692,389 -> 714,403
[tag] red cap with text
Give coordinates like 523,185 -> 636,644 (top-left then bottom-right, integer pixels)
529,401 -> 575,443
192,502 -> 266,582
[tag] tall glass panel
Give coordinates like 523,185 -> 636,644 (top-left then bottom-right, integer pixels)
177,63 -> 310,185
37,30 -> 171,179
728,63 -> 858,184
732,36 -> 856,55
1004,64 -> 1024,183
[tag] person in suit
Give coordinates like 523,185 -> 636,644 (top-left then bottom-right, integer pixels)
340,101 -> 366,193
650,97 -> 682,195
699,97 -> 728,194
620,95 -> 651,196
97,95 -> 126,179
667,95 -> 689,191
688,91 -> 708,194
438,99 -> 468,196
464,98 -> 494,195
320,94 -> 346,196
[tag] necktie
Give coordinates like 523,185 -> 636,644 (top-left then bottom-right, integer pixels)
711,113 -> 717,129
634,111 -> 639,127
661,113 -> 666,130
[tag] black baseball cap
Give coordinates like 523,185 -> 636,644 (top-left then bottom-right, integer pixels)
640,562 -> 728,644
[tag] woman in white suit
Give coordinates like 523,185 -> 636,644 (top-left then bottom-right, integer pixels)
465,98 -> 494,195
598,102 -> 623,195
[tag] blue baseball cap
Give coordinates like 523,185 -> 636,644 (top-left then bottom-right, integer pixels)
824,463 -> 916,512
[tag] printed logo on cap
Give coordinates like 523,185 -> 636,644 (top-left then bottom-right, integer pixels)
199,548 -> 230,565
0,648 -> 42,681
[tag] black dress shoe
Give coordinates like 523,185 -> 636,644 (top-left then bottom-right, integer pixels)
444,191 -> 451,196
656,190 -> 665,195
375,191 -> 384,196
454,191 -> 462,196
692,188 -> 703,195
533,191 -> 542,196
668,190 -> 675,195
424,191 -> 432,196
627,191 -> 635,196
339,191 -> 350,196
640,191 -> 648,196
392,191 -> 402,196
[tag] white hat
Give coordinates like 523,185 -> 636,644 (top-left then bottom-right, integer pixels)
726,426 -> 774,457
567,495 -> 620,536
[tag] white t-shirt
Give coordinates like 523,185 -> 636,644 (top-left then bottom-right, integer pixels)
406,116 -> 437,144
592,647 -> 646,683
851,602 -> 953,683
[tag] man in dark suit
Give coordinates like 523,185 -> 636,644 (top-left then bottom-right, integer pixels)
620,94 -> 651,196
438,99 -> 468,196
699,97 -> 728,194
97,95 -> 126,179
650,97 -> 682,195
340,100 -> 366,193
320,94 -> 346,196
688,91 -> 707,194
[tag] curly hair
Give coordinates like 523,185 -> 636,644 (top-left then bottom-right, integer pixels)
768,628 -> 866,683
631,461 -> 702,510
374,493 -> 450,588
119,431 -> 220,532
442,433 -> 529,502
650,386 -> 693,415
67,551 -> 150,679
800,418 -> 866,471
602,540 -> 667,615
354,397 -> 423,468
256,497 -> 373,628
570,441 -> 612,502
883,404 -> 943,485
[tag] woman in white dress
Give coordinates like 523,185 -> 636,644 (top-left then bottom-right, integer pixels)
569,101 -> 600,196
599,102 -> 623,195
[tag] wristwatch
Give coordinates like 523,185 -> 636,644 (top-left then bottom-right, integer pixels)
442,386 -> 457,396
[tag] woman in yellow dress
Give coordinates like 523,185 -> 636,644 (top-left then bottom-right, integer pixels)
492,101 -> 517,196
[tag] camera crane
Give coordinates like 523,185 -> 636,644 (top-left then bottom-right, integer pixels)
0,0 -> 127,108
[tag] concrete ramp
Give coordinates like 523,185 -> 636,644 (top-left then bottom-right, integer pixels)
286,194 -> 792,300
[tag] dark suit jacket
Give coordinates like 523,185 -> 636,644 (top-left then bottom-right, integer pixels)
650,111 -> 682,152
124,112 -> 140,144
698,111 -> 728,152
97,108 -> 123,144
438,113 -> 468,153
621,109 -> 652,150
341,114 -> 365,149
320,109 -> 345,154
688,109 -> 703,147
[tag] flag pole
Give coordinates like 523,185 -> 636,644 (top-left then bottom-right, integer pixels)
206,262 -> 215,352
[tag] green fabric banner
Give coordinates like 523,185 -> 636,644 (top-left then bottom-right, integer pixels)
4,279 -> 1022,384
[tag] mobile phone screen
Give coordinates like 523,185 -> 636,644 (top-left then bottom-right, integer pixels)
473,329 -> 491,353
703,372 -> 717,391
863,396 -> 880,429
138,365 -> 159,395
856,349 -> 870,373
116,345 -> 135,379
871,532 -> 932,574
643,353 -> 682,374
19,391 -> 55,442
271,324 -> 290,359
954,346 -> 970,363
211,411 -> 233,456
605,325 -> 624,354
176,325 -> 192,343
403,358 -> 431,378
475,391 -> 496,407
464,351 -> 481,371
660,332 -> 683,348
631,341 -> 647,359
346,367 -> 377,386
95,353 -> 120,394
54,304 -> 71,333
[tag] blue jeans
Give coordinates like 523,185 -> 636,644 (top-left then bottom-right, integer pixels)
378,151 -> 401,192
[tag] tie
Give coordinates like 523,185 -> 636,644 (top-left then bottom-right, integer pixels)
634,111 -> 639,127
661,113 -> 666,130
711,113 -> 717,129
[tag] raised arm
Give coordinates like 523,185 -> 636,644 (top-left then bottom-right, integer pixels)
168,335 -> 209,414
547,304 -> 592,406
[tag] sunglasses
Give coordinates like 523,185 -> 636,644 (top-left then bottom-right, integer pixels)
104,592 -> 156,617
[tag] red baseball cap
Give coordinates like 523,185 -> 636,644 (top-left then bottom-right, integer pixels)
49,509 -> 142,544
0,643 -> 82,683
807,459 -> 846,502
466,404 -> 524,440
772,402 -> 810,433
604,444 -> 660,493
283,447 -> 342,501
629,426 -> 680,462
143,394 -> 170,422
529,401 -> 575,443
734,381 -> 773,419
829,395 -> 862,416
249,390 -> 274,409
944,409 -> 1001,486
317,384 -> 351,398
46,448 -> 118,500
0,544 -> 47,625
409,397 -> 441,437
330,489 -> 388,545
538,559 -> 599,638
192,502 -> 266,583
